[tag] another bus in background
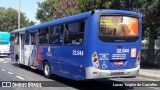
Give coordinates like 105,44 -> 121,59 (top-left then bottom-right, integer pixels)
0,32 -> 10,56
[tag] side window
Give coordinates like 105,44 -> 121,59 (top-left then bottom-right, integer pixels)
38,27 -> 49,45
25,31 -> 29,45
15,33 -> 19,45
31,33 -> 36,45
68,23 -> 79,33
64,20 -> 85,45
11,37 -> 14,45
49,25 -> 63,45
11,34 -> 15,45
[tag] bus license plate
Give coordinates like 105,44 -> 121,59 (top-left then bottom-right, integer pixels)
111,71 -> 124,75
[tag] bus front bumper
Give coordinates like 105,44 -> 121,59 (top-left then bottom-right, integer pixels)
86,65 -> 140,79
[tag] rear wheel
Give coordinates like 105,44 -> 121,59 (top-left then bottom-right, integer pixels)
43,61 -> 51,78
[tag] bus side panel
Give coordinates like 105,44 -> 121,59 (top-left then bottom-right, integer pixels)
84,14 -> 100,79
59,46 -> 85,80
37,46 -> 86,80
10,35 -> 14,62
10,45 -> 14,61
24,45 -> 31,66
53,46 -> 86,80
85,13 -> 98,67
36,46 -> 48,70
12,45 -> 19,62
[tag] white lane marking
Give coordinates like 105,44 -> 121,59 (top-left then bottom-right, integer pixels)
2,61 -> 9,63
1,69 -> 6,71
149,87 -> 160,90
111,78 -> 122,81
7,72 -> 13,74
5,59 -> 11,61
16,76 -> 25,80
0,59 -> 4,62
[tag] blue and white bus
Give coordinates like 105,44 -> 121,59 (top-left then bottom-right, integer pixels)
0,32 -> 10,56
10,10 -> 142,80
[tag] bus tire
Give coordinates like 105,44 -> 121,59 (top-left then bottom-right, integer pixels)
43,61 -> 51,78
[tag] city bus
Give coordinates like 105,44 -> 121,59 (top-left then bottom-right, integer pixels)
0,32 -> 10,56
10,10 -> 142,80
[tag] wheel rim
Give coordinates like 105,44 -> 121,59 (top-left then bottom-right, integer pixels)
45,64 -> 50,76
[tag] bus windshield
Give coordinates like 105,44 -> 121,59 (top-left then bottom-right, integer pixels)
99,15 -> 139,42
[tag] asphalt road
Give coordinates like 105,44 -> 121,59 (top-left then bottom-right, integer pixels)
0,57 -> 159,90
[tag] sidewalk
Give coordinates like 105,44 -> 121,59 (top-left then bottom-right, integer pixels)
139,66 -> 160,80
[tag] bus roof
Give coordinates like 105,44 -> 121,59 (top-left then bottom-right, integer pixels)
11,9 -> 140,33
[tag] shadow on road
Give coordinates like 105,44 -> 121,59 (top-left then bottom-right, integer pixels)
0,56 -> 10,58
140,65 -> 160,69
49,76 -> 134,90
12,63 -> 134,90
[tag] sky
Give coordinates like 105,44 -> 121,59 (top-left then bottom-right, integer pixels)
0,0 -> 44,24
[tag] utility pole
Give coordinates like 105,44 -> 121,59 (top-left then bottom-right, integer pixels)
18,0 -> 21,29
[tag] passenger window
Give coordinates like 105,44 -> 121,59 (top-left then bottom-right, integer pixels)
64,21 -> 85,45
15,33 -> 19,45
39,36 -> 48,45
49,25 -> 63,45
10,34 -> 15,45
38,27 -> 49,45
11,37 -> 14,45
50,25 -> 63,35
38,27 -> 49,36
49,35 -> 63,45
25,31 -> 29,45
68,23 -> 79,33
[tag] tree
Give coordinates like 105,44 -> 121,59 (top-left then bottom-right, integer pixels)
0,7 -> 35,32
36,0 -> 79,22
36,0 -> 59,23
76,0 -> 112,12
137,0 -> 160,49
54,0 -> 79,19
36,0 -> 160,42
36,0 -> 114,22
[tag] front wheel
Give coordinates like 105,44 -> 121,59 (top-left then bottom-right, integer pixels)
43,61 -> 51,78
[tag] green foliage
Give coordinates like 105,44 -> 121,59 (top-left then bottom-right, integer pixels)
53,0 -> 78,19
139,0 -> 160,40
36,0 -> 142,22
36,0 -> 58,23
36,0 -> 113,22
76,0 -> 112,12
36,0 -> 160,39
0,7 -> 35,32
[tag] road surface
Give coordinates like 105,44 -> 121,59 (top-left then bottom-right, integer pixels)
0,57 -> 159,90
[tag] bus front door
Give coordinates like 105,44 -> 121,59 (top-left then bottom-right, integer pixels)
19,33 -> 25,64
29,32 -> 38,67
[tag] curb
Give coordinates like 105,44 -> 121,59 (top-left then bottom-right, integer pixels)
138,74 -> 160,80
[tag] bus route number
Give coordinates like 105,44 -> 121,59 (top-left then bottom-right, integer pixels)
116,49 -> 129,53
72,50 -> 84,56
